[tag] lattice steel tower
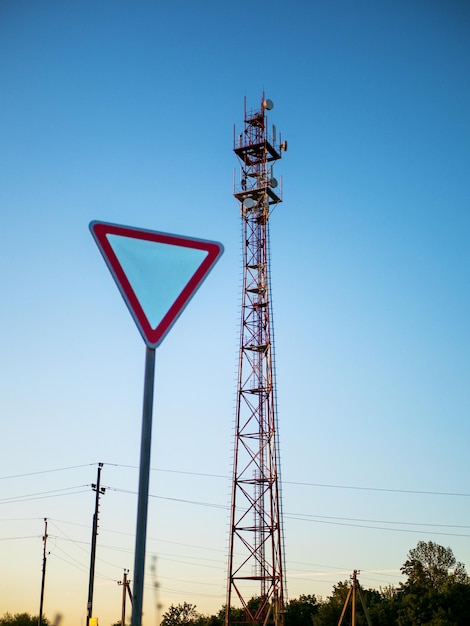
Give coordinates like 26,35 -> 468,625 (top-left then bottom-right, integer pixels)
226,95 -> 287,626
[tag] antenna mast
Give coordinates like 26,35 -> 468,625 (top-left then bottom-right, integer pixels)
226,95 -> 287,626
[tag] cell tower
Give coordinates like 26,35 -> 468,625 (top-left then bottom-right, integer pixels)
226,95 -> 287,626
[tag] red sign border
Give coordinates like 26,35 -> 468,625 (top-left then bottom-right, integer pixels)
90,221 -> 224,348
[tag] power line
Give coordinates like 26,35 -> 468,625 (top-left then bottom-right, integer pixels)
285,480 -> 470,498
106,486 -> 227,509
2,462 -> 470,498
0,535 -> 41,541
0,464 -> 95,481
285,515 -> 470,538
286,512 -> 470,530
0,486 -> 90,504
2,487 -> 469,539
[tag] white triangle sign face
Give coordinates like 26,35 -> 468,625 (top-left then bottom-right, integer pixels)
90,221 -> 224,348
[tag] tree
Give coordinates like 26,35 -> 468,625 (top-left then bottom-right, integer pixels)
217,604 -> 244,626
401,540 -> 469,592
202,616 -> 223,626
370,587 -> 400,626
314,581 -> 350,626
285,594 -> 318,626
398,541 -> 470,626
0,614 -> 50,626
161,603 -> 202,626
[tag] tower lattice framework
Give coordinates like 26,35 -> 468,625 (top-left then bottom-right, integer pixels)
226,96 -> 287,626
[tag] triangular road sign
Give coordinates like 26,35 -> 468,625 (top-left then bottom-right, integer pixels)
90,221 -> 224,348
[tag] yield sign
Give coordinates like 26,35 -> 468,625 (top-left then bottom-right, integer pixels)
90,221 -> 224,348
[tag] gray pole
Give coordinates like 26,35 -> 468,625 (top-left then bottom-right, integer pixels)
131,346 -> 156,626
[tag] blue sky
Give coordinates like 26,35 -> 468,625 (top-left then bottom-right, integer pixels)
1,1 -> 469,625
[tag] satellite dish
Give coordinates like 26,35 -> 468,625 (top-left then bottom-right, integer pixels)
269,178 -> 278,188
263,99 -> 274,110
243,197 -> 256,209
280,140 -> 288,151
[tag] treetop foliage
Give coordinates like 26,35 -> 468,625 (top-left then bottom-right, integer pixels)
400,540 -> 469,592
0,615 -> 49,626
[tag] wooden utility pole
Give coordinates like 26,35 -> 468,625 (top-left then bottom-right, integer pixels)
38,518 -> 48,626
118,569 -> 132,626
338,570 -> 373,626
87,463 -> 106,626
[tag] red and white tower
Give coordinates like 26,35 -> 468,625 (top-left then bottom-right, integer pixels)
226,96 -> 287,626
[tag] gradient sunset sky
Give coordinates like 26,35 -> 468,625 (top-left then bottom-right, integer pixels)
1,2 -> 469,625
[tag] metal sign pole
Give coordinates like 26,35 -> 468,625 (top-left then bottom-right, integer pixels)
131,346 -> 156,626
90,221 -> 223,626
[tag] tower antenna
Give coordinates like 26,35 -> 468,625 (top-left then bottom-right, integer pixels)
226,95 -> 287,626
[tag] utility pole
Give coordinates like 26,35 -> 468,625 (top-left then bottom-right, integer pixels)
38,518 -> 48,626
337,570 -> 372,626
118,569 -> 132,626
87,463 -> 106,626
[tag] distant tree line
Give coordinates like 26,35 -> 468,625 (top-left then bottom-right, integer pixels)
0,615 -> 49,626
3,541 -> 469,626
157,542 -> 470,626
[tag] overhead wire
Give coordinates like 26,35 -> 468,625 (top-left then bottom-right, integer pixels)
2,481 -> 469,538
0,485 -> 90,504
2,462 -> 470,498
2,462 -> 470,603
0,464 -> 96,481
